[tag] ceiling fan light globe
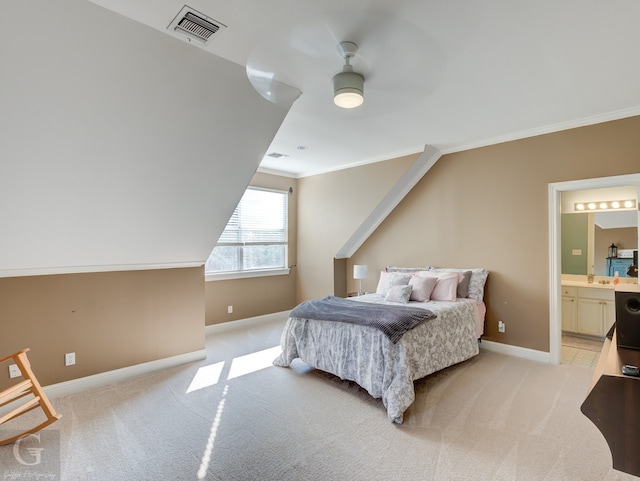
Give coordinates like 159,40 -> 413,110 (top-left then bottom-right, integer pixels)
333,71 -> 364,109
334,90 -> 364,108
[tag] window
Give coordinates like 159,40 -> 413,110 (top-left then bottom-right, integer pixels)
205,187 -> 288,277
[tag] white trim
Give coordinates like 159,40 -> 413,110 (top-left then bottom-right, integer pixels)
480,340 -> 550,363
205,310 -> 291,335
211,311 -> 552,364
205,268 -> 290,282
440,106 -> 640,155
43,349 -> 206,399
260,106 -> 640,179
548,184 -> 562,365
43,310 -> 294,399
292,144 -> 426,179
335,145 -> 442,259
0,261 -> 204,279
548,173 -> 640,366
256,166 -> 299,178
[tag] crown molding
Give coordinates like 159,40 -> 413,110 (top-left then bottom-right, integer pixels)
440,106 -> 640,155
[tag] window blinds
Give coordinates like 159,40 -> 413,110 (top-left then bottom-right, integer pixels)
217,188 -> 287,246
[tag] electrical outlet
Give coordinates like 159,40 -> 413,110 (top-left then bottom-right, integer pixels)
498,321 -> 506,333
8,364 -> 22,379
227,305 -> 233,314
65,352 -> 76,366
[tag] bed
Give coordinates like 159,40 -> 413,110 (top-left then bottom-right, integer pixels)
273,266 -> 488,424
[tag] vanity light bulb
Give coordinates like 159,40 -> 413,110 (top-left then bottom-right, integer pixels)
624,200 -> 634,208
576,203 -> 585,211
611,201 -> 620,208
588,202 -> 597,210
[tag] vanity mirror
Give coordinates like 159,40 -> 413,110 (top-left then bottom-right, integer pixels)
561,187 -> 638,277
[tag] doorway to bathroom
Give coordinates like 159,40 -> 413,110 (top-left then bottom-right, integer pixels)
548,173 -> 640,365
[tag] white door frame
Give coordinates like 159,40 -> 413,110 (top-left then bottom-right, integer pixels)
548,173 -> 640,365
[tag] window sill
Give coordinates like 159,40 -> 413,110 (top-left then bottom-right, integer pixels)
205,268 -> 290,282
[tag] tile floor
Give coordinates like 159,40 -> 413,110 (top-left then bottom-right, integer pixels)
561,334 -> 602,368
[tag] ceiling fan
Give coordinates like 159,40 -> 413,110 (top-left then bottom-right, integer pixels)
245,11 -> 444,116
332,41 -> 365,109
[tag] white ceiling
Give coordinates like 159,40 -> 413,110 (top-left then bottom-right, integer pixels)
90,0 -> 640,178
594,211 -> 638,229
2,0 -> 293,276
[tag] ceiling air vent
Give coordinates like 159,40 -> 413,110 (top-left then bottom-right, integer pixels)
167,6 -> 227,46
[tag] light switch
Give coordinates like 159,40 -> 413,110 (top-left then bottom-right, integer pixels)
572,249 -> 582,256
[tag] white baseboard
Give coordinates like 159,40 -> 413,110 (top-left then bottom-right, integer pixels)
41,320 -> 549,400
44,349 -> 207,399
206,314 -> 554,365
205,310 -> 291,335
207,315 -> 553,364
480,339 -> 551,364
44,311 -> 293,399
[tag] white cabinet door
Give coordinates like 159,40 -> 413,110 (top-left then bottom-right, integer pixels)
561,296 -> 577,332
577,298 -> 603,336
602,299 -> 615,334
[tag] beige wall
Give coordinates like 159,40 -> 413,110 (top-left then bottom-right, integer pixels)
298,116 -> 640,353
4,118 -> 638,389
204,172 -> 298,325
596,226 -> 637,268
296,153 -> 418,301
0,267 -> 204,389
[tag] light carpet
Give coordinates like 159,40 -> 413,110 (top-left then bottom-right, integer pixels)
2,318 -> 638,481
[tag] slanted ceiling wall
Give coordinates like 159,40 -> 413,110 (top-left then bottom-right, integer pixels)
0,0 -> 292,387
0,0 -> 291,277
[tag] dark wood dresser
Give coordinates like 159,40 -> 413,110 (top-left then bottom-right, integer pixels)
581,329 -> 640,477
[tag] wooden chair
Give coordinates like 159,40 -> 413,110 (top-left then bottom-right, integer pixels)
0,348 -> 61,446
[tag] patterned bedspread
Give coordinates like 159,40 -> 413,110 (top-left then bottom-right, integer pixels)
273,294 -> 481,424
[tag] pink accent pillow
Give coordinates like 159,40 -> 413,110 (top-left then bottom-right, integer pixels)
416,271 -> 458,301
409,276 -> 437,302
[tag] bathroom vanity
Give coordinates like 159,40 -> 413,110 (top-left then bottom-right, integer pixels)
562,281 -> 615,337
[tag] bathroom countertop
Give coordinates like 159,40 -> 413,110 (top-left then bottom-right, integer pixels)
614,283 -> 640,293
562,280 -> 617,289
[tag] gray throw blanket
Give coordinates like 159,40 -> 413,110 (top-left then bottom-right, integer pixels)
289,296 -> 436,343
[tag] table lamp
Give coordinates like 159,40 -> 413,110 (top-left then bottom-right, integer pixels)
353,265 -> 368,296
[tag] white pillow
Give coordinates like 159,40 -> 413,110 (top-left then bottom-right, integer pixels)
388,273 -> 411,287
416,271 -> 458,301
375,270 -> 390,295
385,285 -> 412,303
376,271 -> 411,295
409,276 -> 437,302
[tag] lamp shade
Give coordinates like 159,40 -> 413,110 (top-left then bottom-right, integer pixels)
353,265 -> 368,280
